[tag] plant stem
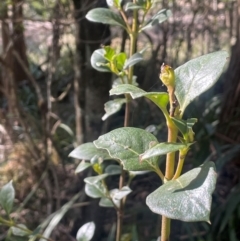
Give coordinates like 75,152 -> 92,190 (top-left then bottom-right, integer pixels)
116,4 -> 139,241
173,148 -> 189,180
128,7 -> 138,84
161,116 -> 178,240
116,166 -> 125,241
124,94 -> 130,127
161,216 -> 171,241
0,218 -> 54,241
165,121 -> 178,179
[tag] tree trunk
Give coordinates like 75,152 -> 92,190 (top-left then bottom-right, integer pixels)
72,1 -> 112,240
218,0 -> 240,143
12,0 -> 29,83
73,0 -> 111,143
0,0 -> 28,109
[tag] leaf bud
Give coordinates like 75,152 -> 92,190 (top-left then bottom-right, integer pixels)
159,63 -> 175,88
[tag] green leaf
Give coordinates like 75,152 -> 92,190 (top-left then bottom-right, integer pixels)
91,49 -> 111,72
114,52 -> 127,71
85,182 -> 107,198
84,174 -> 109,185
94,127 -> 159,171
107,0 -> 122,8
112,76 -> 138,87
58,123 -> 74,137
125,2 -> 144,10
102,98 -> 126,121
76,222 -> 95,241
141,9 -> 172,30
124,53 -> 143,69
140,143 -> 187,161
171,118 -> 197,135
107,223 -> 116,241
129,170 -> 150,176
175,51 -> 228,115
103,46 -> 116,61
105,164 -> 122,175
40,193 -> 80,241
75,161 -> 92,173
0,180 -> 15,214
146,162 -> 217,222
110,84 -> 169,111
11,224 -> 29,237
69,142 -> 111,161
99,197 -> 114,207
86,8 -> 126,29
111,186 -> 132,199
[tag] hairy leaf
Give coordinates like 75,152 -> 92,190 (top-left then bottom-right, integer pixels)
111,186 -> 132,199
84,174 -> 109,185
75,161 -> 92,173
125,2 -> 144,10
175,51 -> 228,115
11,224 -> 29,237
91,49 -> 111,72
94,127 -> 159,171
124,53 -> 143,69
110,84 -> 169,111
76,222 -> 95,241
141,9 -> 172,30
69,142 -> 111,161
105,164 -> 122,175
86,8 -> 126,29
140,143 -> 187,161
85,182 -> 107,198
0,180 -> 15,215
102,98 -> 126,121
146,162 -> 217,222
99,197 -> 114,207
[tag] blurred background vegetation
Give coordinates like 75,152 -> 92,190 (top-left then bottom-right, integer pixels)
0,0 -> 239,240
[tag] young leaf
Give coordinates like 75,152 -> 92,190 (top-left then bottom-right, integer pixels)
91,49 -> 111,72
103,46 -> 116,61
86,8 -> 126,29
141,9 -> 172,31
75,161 -> 92,173
114,52 -> 127,71
69,142 -> 111,161
175,50 -> 228,115
0,180 -> 15,215
94,127 -> 159,171
102,98 -> 126,121
110,84 -> 169,111
76,222 -> 95,241
124,53 -> 143,69
140,142 -> 187,161
146,161 -> 217,222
